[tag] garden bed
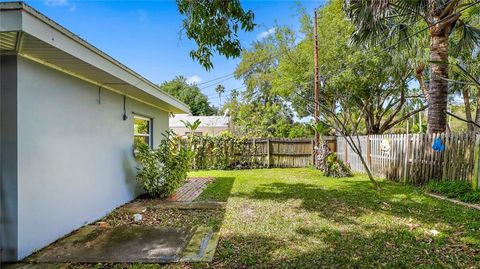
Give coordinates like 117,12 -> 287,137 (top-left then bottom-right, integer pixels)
425,192 -> 480,210
425,180 -> 480,204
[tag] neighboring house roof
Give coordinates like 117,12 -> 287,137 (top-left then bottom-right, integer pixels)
0,2 -> 189,114
170,114 -> 230,128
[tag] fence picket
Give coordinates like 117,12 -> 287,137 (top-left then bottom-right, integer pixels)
336,132 -> 479,186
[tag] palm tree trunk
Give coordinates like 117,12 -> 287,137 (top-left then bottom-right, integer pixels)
428,31 -> 450,133
462,88 -> 474,132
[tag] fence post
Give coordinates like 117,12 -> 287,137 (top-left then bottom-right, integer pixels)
311,138 -> 314,166
403,134 -> 410,184
473,134 -> 480,191
344,138 -> 348,164
366,135 -> 371,169
267,138 -> 271,168
442,134 -> 449,182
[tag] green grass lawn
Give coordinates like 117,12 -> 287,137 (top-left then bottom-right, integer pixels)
184,168 -> 480,268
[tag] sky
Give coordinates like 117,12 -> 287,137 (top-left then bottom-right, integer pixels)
14,0 -> 322,107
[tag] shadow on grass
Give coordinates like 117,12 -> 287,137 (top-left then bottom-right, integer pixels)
212,225 -> 480,268
232,179 -> 480,230
206,177 -> 480,267
196,177 -> 236,202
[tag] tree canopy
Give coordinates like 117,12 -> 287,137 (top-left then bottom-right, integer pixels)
177,0 -> 255,70
270,0 -> 428,135
344,0 -> 480,133
160,76 -> 217,116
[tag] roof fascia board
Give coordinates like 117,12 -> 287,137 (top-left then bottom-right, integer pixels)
0,8 -> 21,31
0,2 -> 190,114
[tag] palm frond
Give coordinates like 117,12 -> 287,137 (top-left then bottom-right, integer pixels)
345,0 -> 427,47
452,20 -> 480,55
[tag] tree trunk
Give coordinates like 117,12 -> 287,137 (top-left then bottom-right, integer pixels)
476,86 -> 480,132
462,88 -> 474,132
415,64 -> 430,104
428,29 -> 450,133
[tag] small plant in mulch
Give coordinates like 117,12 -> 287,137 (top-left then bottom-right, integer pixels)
426,181 -> 480,204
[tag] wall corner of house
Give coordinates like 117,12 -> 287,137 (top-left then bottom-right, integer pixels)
0,54 -> 19,262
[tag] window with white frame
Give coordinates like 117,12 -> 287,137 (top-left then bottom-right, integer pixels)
134,115 -> 152,147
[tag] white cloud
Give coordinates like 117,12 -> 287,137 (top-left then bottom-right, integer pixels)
186,75 -> 202,85
43,0 -> 76,11
43,0 -> 68,7
256,27 -> 276,40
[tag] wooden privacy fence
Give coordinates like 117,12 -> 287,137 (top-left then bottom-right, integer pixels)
337,133 -> 480,187
243,138 -> 314,168
191,136 -> 337,169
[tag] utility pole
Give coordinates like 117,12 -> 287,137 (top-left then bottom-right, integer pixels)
313,9 -> 320,152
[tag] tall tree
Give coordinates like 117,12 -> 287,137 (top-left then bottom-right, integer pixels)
215,84 -> 226,106
224,34 -> 310,138
274,0 -> 422,134
160,76 -> 217,116
344,0 -> 480,133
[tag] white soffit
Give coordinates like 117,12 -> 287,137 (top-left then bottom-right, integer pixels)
0,31 -> 17,50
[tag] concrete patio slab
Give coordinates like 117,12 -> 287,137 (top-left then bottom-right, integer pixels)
180,226 -> 220,262
29,225 -> 194,263
25,224 -> 220,265
2,263 -> 71,269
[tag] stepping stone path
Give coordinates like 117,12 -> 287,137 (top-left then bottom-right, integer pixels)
168,177 -> 213,202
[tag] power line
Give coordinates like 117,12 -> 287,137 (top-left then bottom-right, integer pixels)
205,86 -> 246,98
292,0 -> 480,110
199,76 -> 237,90
322,0 -> 480,83
196,73 -> 235,86
285,0 -> 480,100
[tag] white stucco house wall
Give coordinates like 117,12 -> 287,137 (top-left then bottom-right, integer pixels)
0,2 -> 189,262
169,114 -> 232,137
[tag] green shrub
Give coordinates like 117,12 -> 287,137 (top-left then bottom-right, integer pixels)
323,153 -> 353,178
460,192 -> 480,204
190,132 -> 265,170
426,181 -> 480,204
135,131 -> 193,198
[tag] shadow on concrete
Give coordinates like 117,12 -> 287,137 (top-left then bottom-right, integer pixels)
19,177 -> 237,265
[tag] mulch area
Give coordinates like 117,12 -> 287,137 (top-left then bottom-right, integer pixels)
101,177 -> 221,228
